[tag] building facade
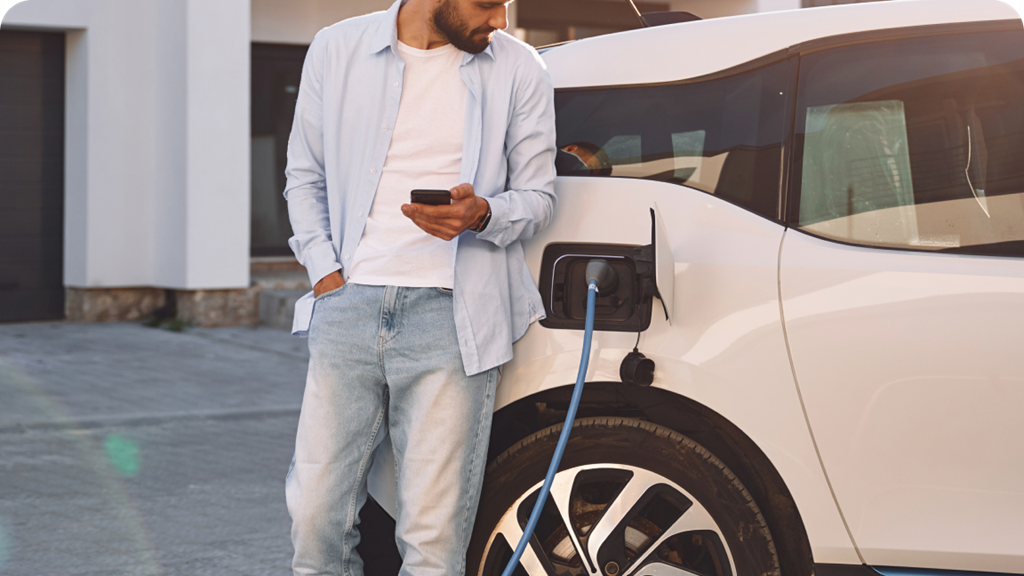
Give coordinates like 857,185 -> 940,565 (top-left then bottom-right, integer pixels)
1,0 -> 812,325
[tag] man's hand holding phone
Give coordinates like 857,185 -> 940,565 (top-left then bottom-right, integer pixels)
402,183 -> 490,241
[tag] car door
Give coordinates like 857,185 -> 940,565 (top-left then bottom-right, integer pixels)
779,22 -> 1024,573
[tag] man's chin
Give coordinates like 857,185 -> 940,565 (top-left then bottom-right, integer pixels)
475,35 -> 494,52
456,30 -> 495,54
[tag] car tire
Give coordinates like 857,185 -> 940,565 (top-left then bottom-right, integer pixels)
467,417 -> 781,576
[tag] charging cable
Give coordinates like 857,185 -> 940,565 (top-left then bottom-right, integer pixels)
501,259 -> 613,576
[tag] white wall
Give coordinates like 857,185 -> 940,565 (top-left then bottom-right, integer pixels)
755,0 -> 801,13
668,0 -> 801,18
668,0 -> 757,18
3,0 -> 251,290
252,0 -> 392,45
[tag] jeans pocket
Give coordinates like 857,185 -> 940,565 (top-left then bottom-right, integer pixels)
315,283 -> 349,302
435,287 -> 453,296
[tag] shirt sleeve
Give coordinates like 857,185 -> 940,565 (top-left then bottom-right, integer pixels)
284,30 -> 343,287
476,49 -> 557,248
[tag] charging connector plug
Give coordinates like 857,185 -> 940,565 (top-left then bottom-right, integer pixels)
585,259 -> 618,294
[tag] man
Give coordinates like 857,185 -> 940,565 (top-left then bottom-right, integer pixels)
282,0 -> 556,574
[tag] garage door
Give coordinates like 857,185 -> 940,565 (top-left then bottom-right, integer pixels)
0,30 -> 65,322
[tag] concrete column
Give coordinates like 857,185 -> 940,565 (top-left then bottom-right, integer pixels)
149,0 -> 253,292
182,0 -> 251,290
152,0 -> 188,288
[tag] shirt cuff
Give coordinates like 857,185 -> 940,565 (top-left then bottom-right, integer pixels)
303,242 -> 342,287
475,195 -> 508,244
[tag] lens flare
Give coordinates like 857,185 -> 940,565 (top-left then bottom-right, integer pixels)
2,329 -> 166,573
104,434 -> 140,478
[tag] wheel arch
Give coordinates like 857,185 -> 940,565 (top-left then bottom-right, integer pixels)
489,382 -> 815,576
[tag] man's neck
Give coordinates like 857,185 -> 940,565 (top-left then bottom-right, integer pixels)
397,0 -> 451,50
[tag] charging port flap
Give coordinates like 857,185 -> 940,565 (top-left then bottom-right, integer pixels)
653,202 -> 674,325
539,206 -> 675,332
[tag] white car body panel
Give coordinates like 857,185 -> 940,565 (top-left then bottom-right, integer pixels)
780,229 -> 1024,573
544,0 -> 1018,90
497,177 -> 860,564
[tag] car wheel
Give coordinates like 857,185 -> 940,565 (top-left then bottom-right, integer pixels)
468,417 -> 781,576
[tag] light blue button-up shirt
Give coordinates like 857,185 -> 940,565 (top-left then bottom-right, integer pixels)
284,1 -> 557,376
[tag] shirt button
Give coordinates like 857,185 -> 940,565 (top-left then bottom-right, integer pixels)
358,211 -> 364,217
382,125 -> 389,132
344,253 -> 349,259
370,168 -> 377,175
394,82 -> 399,87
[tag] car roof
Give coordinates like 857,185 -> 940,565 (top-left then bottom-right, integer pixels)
542,0 -> 1021,89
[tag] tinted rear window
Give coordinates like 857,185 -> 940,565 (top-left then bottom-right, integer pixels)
793,27 -> 1024,257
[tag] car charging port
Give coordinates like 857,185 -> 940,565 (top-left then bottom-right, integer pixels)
539,243 -> 656,332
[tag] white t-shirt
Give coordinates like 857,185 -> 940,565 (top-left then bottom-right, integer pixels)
346,41 -> 466,289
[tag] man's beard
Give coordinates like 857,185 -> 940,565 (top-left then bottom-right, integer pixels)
431,0 -> 495,54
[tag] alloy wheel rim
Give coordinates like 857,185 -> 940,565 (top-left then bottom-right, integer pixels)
480,463 -> 737,576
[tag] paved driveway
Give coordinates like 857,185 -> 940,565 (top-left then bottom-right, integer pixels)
0,322 -> 309,575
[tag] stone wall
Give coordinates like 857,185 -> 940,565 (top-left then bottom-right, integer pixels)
65,287 -> 168,323
175,288 -> 260,327
65,287 -> 260,327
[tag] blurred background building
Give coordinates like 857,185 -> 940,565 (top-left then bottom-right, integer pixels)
0,0 -> 890,326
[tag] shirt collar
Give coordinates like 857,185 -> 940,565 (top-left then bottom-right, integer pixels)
368,0 -> 401,55
369,0 -> 495,61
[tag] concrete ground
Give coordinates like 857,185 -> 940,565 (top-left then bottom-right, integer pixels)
0,321 -> 311,575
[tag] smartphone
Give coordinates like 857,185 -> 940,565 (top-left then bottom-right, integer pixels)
411,189 -> 452,206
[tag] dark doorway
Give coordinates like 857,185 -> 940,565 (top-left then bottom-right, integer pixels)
251,42 -> 309,257
0,30 -> 65,322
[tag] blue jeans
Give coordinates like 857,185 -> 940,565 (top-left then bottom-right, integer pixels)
286,283 -> 499,576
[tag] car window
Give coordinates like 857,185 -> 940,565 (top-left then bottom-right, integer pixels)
792,27 -> 1024,257
554,59 -> 791,221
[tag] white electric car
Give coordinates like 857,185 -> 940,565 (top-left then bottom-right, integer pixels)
366,1 -> 1024,575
